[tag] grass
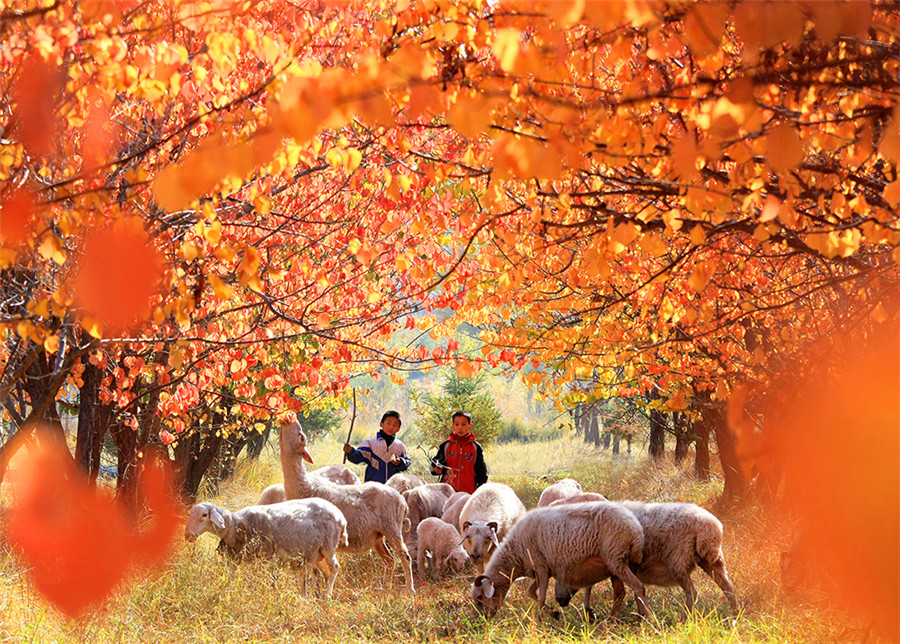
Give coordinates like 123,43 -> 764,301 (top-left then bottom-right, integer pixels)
0,434 -> 876,642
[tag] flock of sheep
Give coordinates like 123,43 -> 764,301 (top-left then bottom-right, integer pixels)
185,420 -> 738,621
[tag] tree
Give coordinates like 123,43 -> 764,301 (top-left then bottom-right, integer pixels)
411,370 -> 503,448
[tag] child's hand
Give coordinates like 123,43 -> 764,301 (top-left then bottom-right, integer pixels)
389,454 -> 400,464
343,442 -> 353,454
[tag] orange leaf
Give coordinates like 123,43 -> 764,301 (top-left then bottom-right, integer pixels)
72,222 -> 163,335
4,431 -> 181,618
0,188 -> 37,247
765,123 -> 804,172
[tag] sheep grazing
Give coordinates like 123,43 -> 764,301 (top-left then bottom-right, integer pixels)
256,465 -> 361,506
548,492 -> 609,506
416,517 -> 468,581
278,420 -> 415,593
185,499 -> 348,597
458,482 -> 526,574
537,478 -> 584,507
470,502 -> 649,619
386,473 -> 426,494
312,464 -> 362,486
555,501 -> 737,617
402,483 -> 455,572
440,491 -> 470,528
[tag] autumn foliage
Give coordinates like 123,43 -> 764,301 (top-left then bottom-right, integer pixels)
0,0 -> 898,630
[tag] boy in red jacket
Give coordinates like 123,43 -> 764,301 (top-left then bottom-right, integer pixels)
430,410 -> 488,493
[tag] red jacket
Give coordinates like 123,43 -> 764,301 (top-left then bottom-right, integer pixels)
434,432 -> 487,494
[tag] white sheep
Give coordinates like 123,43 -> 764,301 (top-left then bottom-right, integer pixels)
386,472 -> 426,494
185,498 -> 348,597
470,502 -> 649,619
278,420 -> 415,593
416,517 -> 468,581
440,491 -> 470,528
547,491 -> 609,506
458,482 -> 526,574
537,478 -> 584,507
402,483 -> 455,572
256,465 -> 361,505
554,501 -> 737,617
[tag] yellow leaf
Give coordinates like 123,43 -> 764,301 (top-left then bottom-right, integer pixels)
493,29 -> 520,73
204,221 -> 222,245
872,302 -> 888,324
43,334 -> 59,353
665,391 -> 687,411
208,273 -> 234,299
688,262 -> 709,291
884,179 -> 900,209
82,317 -> 103,339
367,290 -> 382,304
38,236 -> 66,265
690,224 -> 707,246
765,123 -> 804,172
759,195 -> 780,222
168,347 -> 183,370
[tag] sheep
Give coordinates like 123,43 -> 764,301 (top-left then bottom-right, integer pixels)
256,465 -> 361,505
470,502 -> 649,619
185,498 -> 348,597
440,491 -> 470,528
537,478 -> 584,507
386,473 -> 426,494
278,420 -> 415,593
312,464 -> 362,486
458,482 -> 526,575
554,501 -> 737,617
548,492 -> 609,506
402,483 -> 455,572
416,517 -> 468,581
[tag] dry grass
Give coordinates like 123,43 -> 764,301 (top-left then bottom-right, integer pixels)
0,434 -> 874,643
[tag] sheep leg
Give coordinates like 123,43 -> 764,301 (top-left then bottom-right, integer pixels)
383,533 -> 415,594
608,577 -> 626,620
582,583 -> 596,621
610,565 -> 650,619
674,572 -> 696,615
314,549 -> 339,598
701,558 -> 738,615
372,535 -> 396,590
416,547 -> 428,583
533,569 -> 554,621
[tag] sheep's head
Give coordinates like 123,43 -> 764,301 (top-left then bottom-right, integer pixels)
279,420 -> 314,464
460,520 -> 501,564
554,581 -> 577,608
470,574 -> 506,617
185,503 -> 226,541
443,549 -> 468,575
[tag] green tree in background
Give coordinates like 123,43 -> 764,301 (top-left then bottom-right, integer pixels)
412,371 -> 503,448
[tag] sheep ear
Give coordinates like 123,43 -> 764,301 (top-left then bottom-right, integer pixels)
488,522 -> 500,547
209,506 -> 226,530
476,575 -> 495,599
462,520 -> 471,531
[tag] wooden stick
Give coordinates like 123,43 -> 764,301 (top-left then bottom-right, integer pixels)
342,388 -> 357,464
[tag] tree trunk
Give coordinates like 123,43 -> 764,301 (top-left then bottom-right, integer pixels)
710,406 -> 747,500
648,409 -> 666,460
694,415 -> 711,480
673,411 -> 691,465
612,435 -> 620,455
74,361 -> 100,475
245,422 -> 271,460
587,408 -> 600,446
